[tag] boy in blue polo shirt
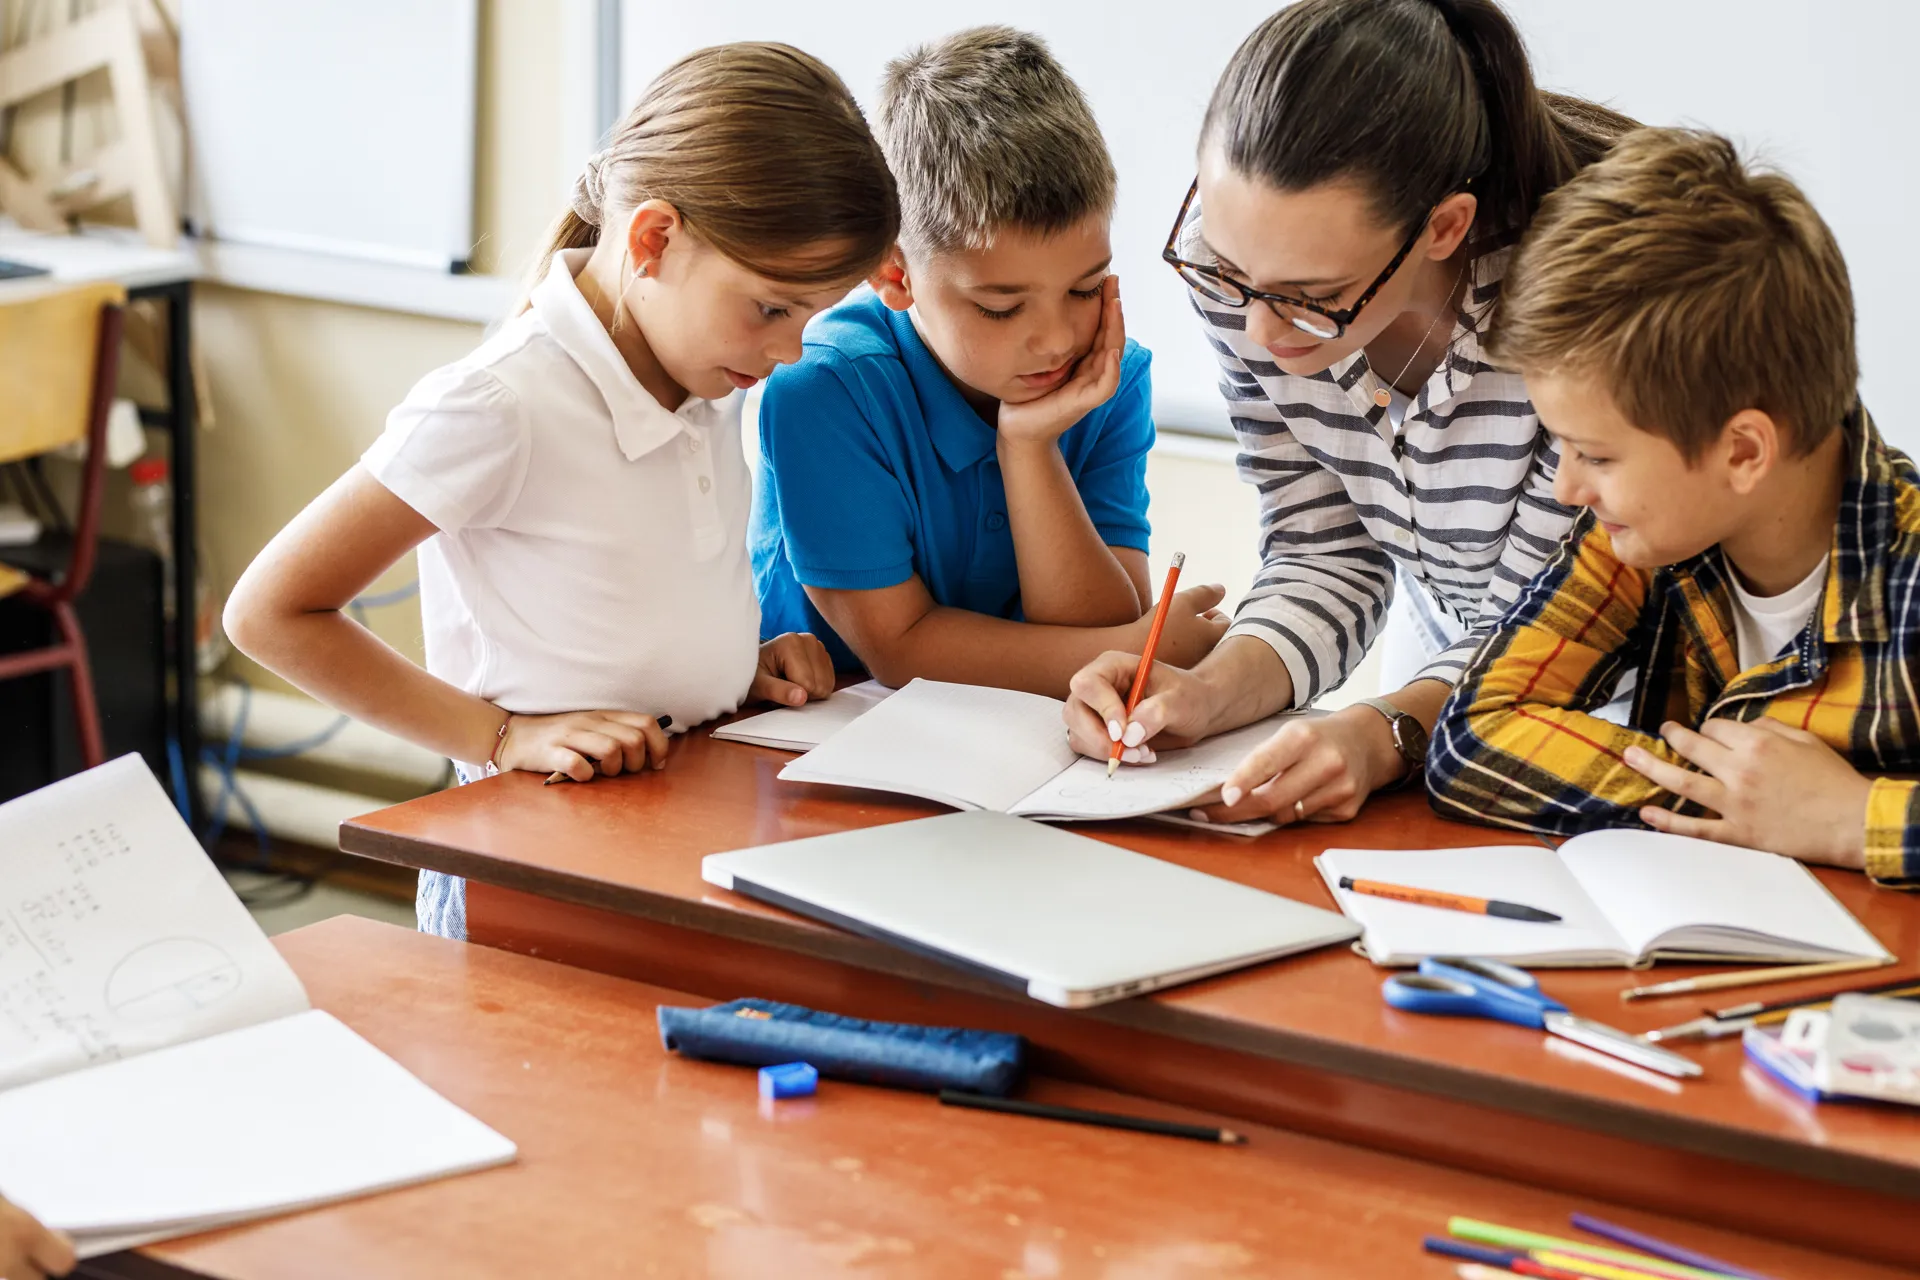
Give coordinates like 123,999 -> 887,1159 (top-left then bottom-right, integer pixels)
750,26 -> 1227,699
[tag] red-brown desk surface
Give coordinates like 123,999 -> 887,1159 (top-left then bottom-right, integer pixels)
123,917 -> 1900,1280
339,728 -> 1920,1266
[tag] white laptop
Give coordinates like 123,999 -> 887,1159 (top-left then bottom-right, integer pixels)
701,811 -> 1358,1008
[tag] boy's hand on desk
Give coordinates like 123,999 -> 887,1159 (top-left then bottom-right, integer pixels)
995,276 -> 1125,448
499,710 -> 671,782
0,1194 -> 74,1280
1624,719 -> 1870,870
752,632 -> 835,708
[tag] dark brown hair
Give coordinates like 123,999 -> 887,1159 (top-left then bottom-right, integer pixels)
526,43 -> 898,299
1202,0 -> 1634,237
1491,128 -> 1858,459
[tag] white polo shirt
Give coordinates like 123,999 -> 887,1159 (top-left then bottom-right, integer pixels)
362,247 -> 761,769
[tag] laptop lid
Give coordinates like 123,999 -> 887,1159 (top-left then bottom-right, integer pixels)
702,811 -> 1358,1008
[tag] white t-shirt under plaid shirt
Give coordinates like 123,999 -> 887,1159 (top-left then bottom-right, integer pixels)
1182,207 -> 1579,703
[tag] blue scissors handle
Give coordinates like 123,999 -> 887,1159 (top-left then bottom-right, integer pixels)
1382,973 -> 1549,1028
1383,956 -> 1568,1028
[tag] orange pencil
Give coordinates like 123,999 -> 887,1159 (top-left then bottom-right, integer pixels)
1109,552 -> 1183,779
1337,876 -> 1562,923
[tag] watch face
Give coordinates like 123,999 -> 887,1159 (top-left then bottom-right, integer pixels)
1396,714 -> 1430,766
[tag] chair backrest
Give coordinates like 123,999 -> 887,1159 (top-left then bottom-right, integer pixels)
0,280 -> 129,467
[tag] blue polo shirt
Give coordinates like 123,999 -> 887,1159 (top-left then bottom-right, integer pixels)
750,290 -> 1155,672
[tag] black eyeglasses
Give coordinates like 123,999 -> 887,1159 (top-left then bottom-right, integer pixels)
1162,178 -> 1429,341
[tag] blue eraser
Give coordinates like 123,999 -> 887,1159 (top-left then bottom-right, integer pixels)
758,1061 -> 818,1100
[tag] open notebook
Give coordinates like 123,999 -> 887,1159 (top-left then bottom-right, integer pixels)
0,756 -> 516,1257
777,678 -> 1294,828
1317,831 -> 1891,968
712,679 -> 892,751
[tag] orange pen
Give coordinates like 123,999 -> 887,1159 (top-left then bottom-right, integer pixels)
1109,552 -> 1183,779
1337,876 -> 1562,923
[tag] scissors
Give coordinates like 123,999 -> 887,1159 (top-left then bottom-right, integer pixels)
1383,957 -> 1703,1080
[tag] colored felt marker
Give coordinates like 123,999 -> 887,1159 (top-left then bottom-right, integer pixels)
1338,876 -> 1561,923
1570,1214 -> 1776,1280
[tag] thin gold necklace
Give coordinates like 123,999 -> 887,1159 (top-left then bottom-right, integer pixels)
1372,255 -> 1469,409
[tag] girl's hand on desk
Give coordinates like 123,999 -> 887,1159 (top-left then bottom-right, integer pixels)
499,710 -> 671,782
752,632 -> 835,707
1193,708 -> 1394,826
1065,654 -> 1211,764
0,1194 -> 74,1280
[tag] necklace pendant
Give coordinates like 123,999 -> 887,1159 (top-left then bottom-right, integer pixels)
1373,387 -> 1392,408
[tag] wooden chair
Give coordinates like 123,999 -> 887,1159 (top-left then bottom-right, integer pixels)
0,281 -> 128,771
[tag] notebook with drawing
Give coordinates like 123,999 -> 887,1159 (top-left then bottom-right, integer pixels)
0,756 -> 516,1258
1316,832 -> 1891,968
777,678 -> 1295,827
713,679 -> 892,751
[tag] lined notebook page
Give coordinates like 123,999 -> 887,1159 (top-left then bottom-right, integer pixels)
780,679 -> 1076,812
1317,845 -> 1629,966
0,756 -> 310,1091
1560,830 -> 1890,960
0,1009 -> 516,1252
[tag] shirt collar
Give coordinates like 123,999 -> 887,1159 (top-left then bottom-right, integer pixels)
531,248 -> 727,461
1669,402 -> 1891,655
887,302 -> 999,472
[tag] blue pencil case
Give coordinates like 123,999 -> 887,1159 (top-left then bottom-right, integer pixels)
657,997 -> 1025,1096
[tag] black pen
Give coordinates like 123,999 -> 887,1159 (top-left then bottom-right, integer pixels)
938,1089 -> 1246,1145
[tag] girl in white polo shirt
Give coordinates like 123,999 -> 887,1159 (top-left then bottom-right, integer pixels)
225,44 -> 900,939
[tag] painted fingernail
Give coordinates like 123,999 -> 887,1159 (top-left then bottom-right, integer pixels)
1188,809 -> 1211,823
1221,785 -> 1243,806
1107,719 -> 1123,742
1122,721 -> 1146,747
1122,747 -> 1143,764
1139,748 -> 1157,764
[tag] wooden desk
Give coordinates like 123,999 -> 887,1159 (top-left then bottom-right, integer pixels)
105,916 -> 1900,1280
0,223 -> 202,821
340,730 -> 1920,1267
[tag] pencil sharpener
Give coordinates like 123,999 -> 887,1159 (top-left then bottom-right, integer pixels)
758,1061 -> 818,1100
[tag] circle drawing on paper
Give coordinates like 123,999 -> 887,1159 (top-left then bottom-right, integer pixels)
105,938 -> 243,1022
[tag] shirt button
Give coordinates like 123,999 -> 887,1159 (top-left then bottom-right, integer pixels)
687,435 -> 702,453
698,476 -> 712,494
986,512 -> 1007,531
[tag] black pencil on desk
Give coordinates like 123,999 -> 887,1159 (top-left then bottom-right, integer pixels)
938,1089 -> 1246,1145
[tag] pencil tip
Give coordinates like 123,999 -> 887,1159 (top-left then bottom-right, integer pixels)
1106,759 -> 1118,779
1220,1130 -> 1246,1145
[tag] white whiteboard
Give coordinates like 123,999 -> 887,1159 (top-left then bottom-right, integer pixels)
180,0 -> 479,271
623,2 -> 1917,449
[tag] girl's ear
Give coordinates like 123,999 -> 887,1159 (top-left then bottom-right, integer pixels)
624,199 -> 681,277
869,246 -> 913,311
1426,191 -> 1478,262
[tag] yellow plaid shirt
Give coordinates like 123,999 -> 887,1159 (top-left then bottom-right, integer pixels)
1428,408 -> 1920,887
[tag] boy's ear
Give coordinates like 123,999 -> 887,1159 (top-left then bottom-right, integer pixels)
869,246 -> 914,311
624,199 -> 681,277
1721,408 -> 1781,495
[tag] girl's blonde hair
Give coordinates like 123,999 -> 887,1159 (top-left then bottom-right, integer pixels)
526,42 -> 898,301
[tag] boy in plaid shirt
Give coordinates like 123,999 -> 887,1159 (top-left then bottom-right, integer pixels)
1428,128 -> 1918,887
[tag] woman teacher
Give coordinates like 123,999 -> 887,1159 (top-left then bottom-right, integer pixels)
1065,0 -> 1632,823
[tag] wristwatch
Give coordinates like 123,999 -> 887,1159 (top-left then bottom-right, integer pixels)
1356,697 -> 1429,791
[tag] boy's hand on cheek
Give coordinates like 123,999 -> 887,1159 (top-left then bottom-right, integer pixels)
995,276 -> 1125,449
1623,719 -> 1870,869
752,632 -> 835,707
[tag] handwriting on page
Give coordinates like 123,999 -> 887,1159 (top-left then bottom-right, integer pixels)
0,822 -> 132,1068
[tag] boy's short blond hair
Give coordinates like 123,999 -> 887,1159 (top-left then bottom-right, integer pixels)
877,26 -> 1115,256
1490,127 -> 1857,459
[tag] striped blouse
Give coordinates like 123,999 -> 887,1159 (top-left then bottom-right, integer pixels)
1182,206 -> 1577,705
